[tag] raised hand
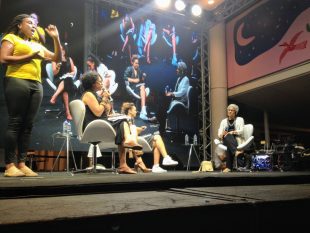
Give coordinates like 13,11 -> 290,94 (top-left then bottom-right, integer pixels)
45,24 -> 59,39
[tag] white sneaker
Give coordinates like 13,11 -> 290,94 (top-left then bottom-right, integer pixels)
139,112 -> 149,121
162,155 -> 178,166
152,165 -> 167,173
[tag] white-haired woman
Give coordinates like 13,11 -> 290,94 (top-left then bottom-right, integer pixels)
217,104 -> 245,172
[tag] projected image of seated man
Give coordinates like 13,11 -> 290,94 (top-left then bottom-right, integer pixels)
163,61 -> 190,131
123,55 -> 155,121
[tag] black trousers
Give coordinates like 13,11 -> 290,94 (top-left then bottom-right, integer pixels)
4,77 -> 43,164
223,134 -> 238,170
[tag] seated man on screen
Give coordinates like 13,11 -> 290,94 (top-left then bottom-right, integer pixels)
161,61 -> 190,132
123,55 -> 154,121
165,61 -> 190,105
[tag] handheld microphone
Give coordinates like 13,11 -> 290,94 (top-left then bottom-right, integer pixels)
102,87 -> 113,102
165,85 -> 170,93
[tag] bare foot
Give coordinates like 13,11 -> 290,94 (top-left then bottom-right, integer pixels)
66,113 -> 72,121
118,166 -> 137,174
50,97 -> 56,105
235,150 -> 244,157
219,154 -> 226,161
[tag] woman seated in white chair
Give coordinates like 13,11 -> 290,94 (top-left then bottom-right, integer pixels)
50,44 -> 77,120
217,104 -> 245,172
121,102 -> 178,173
81,71 -> 142,174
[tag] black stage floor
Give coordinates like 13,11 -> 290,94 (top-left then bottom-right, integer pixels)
0,170 -> 310,233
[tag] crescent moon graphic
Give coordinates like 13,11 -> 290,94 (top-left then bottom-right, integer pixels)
236,22 -> 256,46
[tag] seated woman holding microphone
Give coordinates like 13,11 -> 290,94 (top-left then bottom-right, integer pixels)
81,71 -> 142,174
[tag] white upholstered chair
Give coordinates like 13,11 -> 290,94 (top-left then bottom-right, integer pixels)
69,99 -> 117,173
214,124 -> 254,169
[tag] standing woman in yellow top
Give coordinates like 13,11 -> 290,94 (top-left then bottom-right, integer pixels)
0,14 -> 61,177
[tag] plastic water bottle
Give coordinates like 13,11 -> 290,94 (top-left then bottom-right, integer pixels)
193,134 -> 198,145
185,134 -> 189,145
67,121 -> 72,135
63,120 -> 68,135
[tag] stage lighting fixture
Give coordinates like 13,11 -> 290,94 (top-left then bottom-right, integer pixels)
155,0 -> 171,9
175,0 -> 186,11
208,0 -> 215,4
191,4 -> 202,17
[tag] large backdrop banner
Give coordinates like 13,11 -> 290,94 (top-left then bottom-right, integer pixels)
226,0 -> 310,88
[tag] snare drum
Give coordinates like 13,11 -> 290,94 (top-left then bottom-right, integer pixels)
251,154 -> 272,171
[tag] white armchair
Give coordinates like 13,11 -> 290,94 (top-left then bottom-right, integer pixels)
214,124 -> 254,169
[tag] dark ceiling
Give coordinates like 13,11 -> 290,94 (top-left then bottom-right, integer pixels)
230,73 -> 310,144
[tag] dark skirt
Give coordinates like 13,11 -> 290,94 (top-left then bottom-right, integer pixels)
109,119 -> 128,145
55,77 -> 77,97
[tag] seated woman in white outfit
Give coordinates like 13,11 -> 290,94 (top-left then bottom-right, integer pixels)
217,104 -> 245,172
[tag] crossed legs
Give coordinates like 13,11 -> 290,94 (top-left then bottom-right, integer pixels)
50,80 -> 72,120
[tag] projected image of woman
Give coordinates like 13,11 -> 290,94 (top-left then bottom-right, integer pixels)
162,24 -> 179,66
50,44 -> 77,120
120,14 -> 136,61
137,18 -> 157,64
30,12 -> 45,45
86,53 -> 118,96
